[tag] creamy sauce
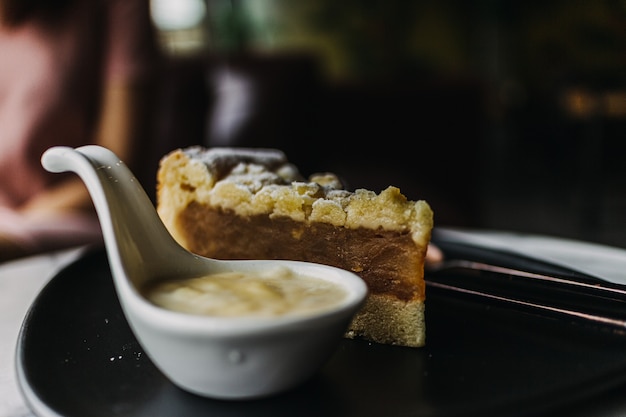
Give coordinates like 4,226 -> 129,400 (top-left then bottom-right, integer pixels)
142,266 -> 347,318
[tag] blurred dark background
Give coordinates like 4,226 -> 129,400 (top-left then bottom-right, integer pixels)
148,0 -> 626,248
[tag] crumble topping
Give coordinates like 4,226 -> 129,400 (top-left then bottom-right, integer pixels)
157,147 -> 433,247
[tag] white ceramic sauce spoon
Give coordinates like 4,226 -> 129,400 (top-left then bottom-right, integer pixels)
41,145 -> 368,400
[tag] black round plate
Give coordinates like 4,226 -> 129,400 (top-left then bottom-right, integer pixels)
16,248 -> 626,417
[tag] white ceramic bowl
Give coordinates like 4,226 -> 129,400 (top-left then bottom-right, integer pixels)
42,145 -> 368,400
126,259 -> 368,399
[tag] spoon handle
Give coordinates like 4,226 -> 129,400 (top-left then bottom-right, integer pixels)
41,146 -> 197,283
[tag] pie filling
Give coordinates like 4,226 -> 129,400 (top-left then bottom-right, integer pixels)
178,202 -> 426,303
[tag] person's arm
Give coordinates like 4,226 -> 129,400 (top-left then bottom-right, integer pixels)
0,79 -> 155,263
1,0 -> 160,261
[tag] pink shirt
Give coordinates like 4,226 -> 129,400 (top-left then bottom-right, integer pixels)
0,0 -> 159,253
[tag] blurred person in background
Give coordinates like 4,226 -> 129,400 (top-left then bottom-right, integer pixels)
0,0 -> 161,262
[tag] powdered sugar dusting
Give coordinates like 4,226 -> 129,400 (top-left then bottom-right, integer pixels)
183,146 -> 301,182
